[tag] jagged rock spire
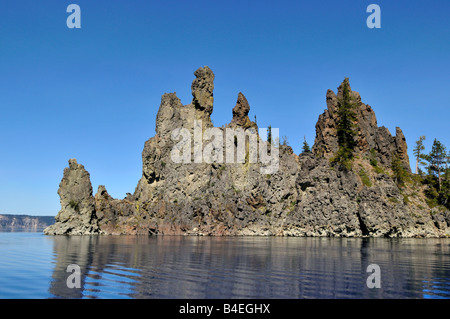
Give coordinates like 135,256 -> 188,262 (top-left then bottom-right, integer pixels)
45,69 -> 443,239
155,93 -> 183,137
229,92 -> 257,129
312,78 -> 411,172
191,66 -> 214,115
43,159 -> 100,235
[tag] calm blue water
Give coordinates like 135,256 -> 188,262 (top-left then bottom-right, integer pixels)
0,231 -> 449,299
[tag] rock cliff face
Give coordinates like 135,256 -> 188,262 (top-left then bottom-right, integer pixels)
44,67 -> 450,237
44,159 -> 99,235
312,78 -> 411,172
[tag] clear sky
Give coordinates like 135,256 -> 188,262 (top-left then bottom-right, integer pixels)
0,0 -> 449,216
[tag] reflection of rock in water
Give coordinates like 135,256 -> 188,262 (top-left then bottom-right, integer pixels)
48,236 -> 450,298
49,235 -> 149,298
49,236 -> 98,298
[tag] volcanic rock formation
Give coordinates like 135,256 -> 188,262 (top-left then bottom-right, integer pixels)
312,78 -> 411,172
44,67 -> 450,237
44,159 -> 99,235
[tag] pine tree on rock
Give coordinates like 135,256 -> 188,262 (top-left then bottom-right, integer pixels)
333,77 -> 358,167
302,136 -> 311,153
267,125 -> 272,144
427,139 -> 447,191
413,135 -> 426,174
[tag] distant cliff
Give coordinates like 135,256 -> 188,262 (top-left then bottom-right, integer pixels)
44,67 -> 450,237
0,214 -> 54,230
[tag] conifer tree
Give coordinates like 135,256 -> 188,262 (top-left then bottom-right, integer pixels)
441,157 -> 450,208
392,153 -> 408,187
302,136 -> 311,153
267,125 -> 272,144
417,140 -> 450,209
427,139 -> 447,191
413,136 -> 426,174
333,78 -> 358,167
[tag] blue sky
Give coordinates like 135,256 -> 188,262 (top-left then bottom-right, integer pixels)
0,0 -> 449,216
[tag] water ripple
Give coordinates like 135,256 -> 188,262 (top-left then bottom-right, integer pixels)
1,233 -> 450,298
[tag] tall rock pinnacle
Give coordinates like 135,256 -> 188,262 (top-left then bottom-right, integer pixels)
44,68 -> 448,238
44,159 -> 100,235
312,78 -> 411,172
229,92 -> 257,129
191,66 -> 214,116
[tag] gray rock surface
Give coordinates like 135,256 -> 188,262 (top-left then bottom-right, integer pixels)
44,159 -> 100,235
191,66 -> 215,126
312,78 -> 411,172
229,92 -> 257,129
44,68 -> 450,237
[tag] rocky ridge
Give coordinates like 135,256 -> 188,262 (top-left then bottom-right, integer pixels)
44,67 -> 450,237
0,214 -> 54,230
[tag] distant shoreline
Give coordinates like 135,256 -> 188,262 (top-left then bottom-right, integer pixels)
0,214 -> 54,230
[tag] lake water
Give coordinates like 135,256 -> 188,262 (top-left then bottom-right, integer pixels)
0,231 -> 449,299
